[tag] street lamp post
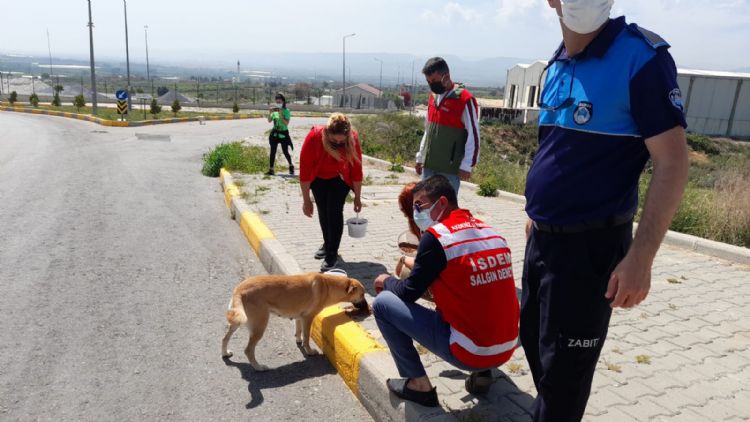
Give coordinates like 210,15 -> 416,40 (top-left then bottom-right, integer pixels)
342,33 -> 355,108
87,0 -> 98,115
374,57 -> 383,97
144,25 -> 151,97
123,0 -> 132,110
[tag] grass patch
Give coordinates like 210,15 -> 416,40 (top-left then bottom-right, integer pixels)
605,361 -> 622,373
635,355 -> 652,364
201,141 -> 267,177
667,277 -> 682,284
506,362 -> 524,375
478,181 -> 499,197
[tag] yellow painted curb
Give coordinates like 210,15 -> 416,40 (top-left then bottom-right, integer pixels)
224,182 -> 240,208
311,305 -> 386,395
238,211 -> 274,254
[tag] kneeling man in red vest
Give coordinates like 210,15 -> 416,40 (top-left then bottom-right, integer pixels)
372,175 -> 520,407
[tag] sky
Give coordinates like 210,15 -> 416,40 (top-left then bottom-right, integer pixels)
2,0 -> 749,71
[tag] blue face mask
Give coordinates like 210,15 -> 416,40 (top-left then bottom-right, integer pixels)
413,202 -> 439,232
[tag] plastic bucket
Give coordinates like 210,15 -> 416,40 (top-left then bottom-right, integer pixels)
346,215 -> 368,238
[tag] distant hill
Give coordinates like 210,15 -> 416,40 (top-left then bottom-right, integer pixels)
1,52 -> 534,88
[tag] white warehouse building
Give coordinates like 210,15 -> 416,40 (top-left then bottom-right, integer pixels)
503,62 -> 750,138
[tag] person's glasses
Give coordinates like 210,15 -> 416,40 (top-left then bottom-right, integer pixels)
537,61 -> 576,111
413,202 -> 433,213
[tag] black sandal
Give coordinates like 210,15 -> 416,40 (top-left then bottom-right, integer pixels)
386,378 -> 439,407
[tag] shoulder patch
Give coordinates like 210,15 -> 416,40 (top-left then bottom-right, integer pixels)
627,23 -> 670,49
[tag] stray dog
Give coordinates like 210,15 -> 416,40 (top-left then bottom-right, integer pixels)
221,272 -> 368,371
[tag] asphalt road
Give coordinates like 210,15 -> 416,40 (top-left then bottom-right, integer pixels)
0,112 -> 368,421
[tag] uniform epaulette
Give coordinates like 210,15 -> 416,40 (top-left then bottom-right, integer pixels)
627,23 -> 670,49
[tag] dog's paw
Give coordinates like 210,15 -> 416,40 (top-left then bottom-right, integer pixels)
251,363 -> 270,372
295,339 -> 303,345
222,350 -> 234,358
304,348 -> 320,356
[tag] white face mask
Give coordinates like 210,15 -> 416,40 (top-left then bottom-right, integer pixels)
413,201 -> 444,232
560,0 -> 614,35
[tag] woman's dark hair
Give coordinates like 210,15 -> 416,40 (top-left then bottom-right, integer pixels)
422,57 -> 450,76
275,93 -> 287,108
413,175 -> 458,207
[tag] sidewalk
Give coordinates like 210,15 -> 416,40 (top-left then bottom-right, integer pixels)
230,127 -> 750,421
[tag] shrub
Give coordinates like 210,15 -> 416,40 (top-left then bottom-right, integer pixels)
29,93 -> 39,107
156,86 -> 169,96
171,99 -> 181,116
352,113 -> 424,163
51,92 -> 61,107
201,141 -> 267,177
478,181 -> 499,197
232,102 -> 239,113
149,98 -> 162,118
73,94 -> 86,112
9,91 -> 18,104
687,134 -> 720,155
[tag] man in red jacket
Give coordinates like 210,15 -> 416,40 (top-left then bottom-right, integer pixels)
372,175 -> 519,407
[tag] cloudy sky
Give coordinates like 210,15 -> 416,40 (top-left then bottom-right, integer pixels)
2,0 -> 749,70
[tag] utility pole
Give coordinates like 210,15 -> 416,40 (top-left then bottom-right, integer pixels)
374,57 -> 383,96
342,33 -> 355,108
235,60 -> 240,104
47,29 -> 58,87
87,0 -> 98,115
123,0 -> 132,110
144,25 -> 151,96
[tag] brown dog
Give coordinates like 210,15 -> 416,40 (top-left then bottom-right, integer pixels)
221,272 -> 368,371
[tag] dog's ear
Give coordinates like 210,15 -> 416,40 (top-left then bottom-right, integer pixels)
346,278 -> 355,294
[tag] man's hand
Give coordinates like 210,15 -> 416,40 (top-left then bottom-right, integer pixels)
353,196 -> 362,213
415,163 -> 423,175
302,199 -> 314,217
605,250 -> 652,308
374,273 -> 390,294
458,170 -> 471,181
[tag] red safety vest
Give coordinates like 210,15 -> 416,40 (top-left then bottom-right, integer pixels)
426,209 -> 519,368
424,86 -> 479,173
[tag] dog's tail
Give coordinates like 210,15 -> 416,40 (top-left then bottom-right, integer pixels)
225,293 -> 247,325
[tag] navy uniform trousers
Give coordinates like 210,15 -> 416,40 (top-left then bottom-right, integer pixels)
520,221 -> 633,422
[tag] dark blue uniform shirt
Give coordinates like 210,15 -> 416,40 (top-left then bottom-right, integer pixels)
525,17 -> 687,225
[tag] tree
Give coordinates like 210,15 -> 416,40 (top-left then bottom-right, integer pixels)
149,98 -> 162,119
52,84 -> 63,107
9,91 -> 18,105
232,102 -> 239,113
29,93 -> 40,107
156,86 -> 169,96
171,99 -> 181,116
73,94 -> 86,112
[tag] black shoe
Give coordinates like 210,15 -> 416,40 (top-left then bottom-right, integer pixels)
320,258 -> 338,272
289,165 -> 295,175
314,245 -> 326,260
386,378 -> 439,407
265,169 -> 275,176
465,370 -> 493,395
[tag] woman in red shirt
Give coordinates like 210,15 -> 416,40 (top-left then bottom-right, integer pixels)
299,113 -> 363,271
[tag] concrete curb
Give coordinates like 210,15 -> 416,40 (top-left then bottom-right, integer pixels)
361,155 -> 749,264
0,104 -> 261,127
219,168 -> 403,420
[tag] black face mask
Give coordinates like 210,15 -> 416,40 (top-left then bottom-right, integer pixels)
330,142 -> 344,150
429,80 -> 447,95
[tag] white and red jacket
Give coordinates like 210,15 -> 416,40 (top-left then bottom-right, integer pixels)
426,209 -> 519,368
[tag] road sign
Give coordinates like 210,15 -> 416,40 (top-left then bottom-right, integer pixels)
115,89 -> 128,101
117,100 -> 128,115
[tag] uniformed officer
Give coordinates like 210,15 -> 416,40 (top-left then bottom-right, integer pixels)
521,1 -> 689,421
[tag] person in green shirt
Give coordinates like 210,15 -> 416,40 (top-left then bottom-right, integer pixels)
266,93 -> 294,175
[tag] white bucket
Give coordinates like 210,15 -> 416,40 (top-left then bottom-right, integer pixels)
345,214 -> 368,238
